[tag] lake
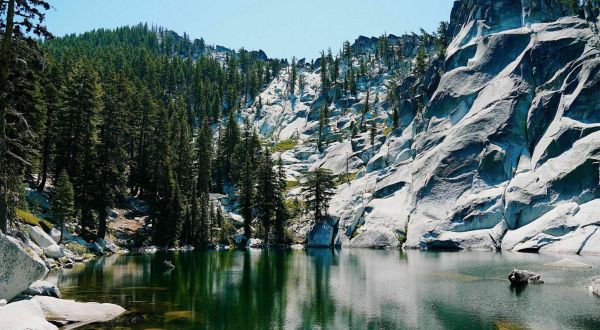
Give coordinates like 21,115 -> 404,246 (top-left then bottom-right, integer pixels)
54,249 -> 600,329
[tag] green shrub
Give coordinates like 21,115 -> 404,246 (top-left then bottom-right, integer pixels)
16,208 -> 54,231
335,172 -> 358,186
65,242 -> 87,255
286,180 -> 300,191
273,137 -> 298,153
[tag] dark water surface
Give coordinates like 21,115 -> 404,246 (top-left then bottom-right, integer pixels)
55,249 -> 600,329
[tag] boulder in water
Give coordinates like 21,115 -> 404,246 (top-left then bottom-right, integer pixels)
32,296 -> 126,324
508,269 -> 543,285
589,278 -> 600,296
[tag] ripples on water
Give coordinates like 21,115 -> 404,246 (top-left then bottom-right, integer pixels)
55,249 -> 600,329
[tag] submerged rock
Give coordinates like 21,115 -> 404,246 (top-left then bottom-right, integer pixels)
544,259 -> 593,268
508,269 -> 544,285
0,234 -> 48,301
589,278 -> 600,296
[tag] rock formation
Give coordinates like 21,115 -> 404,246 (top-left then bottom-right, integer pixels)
234,0 -> 599,253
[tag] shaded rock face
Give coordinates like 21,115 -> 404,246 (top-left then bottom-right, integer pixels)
449,0 -> 566,38
0,234 -> 48,301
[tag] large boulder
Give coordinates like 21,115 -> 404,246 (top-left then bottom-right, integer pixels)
349,228 -> 400,249
246,238 -> 264,249
96,238 -> 118,253
49,228 -> 62,243
508,269 -> 543,285
0,299 -> 57,330
590,278 -> 600,296
306,221 -> 335,247
23,280 -> 61,298
0,234 -> 48,301
32,296 -> 126,324
25,225 -> 56,249
43,244 -> 66,259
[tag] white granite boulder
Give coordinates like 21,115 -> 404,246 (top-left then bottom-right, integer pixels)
0,234 -> 48,301
0,299 -> 57,330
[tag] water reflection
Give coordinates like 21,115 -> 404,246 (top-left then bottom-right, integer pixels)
57,249 -> 600,329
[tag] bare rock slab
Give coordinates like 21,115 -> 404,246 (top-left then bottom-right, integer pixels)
0,299 -> 57,330
32,296 -> 126,324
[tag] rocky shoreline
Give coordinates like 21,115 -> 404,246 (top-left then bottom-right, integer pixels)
0,231 -> 126,329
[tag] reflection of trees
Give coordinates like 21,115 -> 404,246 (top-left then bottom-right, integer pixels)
297,249 -> 336,329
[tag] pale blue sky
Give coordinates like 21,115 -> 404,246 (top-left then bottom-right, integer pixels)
45,0 -> 455,60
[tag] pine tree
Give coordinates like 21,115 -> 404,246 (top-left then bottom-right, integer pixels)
216,111 -> 240,185
55,62 -> 102,239
320,51 -> 329,95
52,170 -> 75,244
37,63 -> 62,192
343,41 -> 352,62
370,122 -> 376,147
273,156 -> 288,245
256,147 -> 276,243
290,57 -> 297,97
436,22 -> 449,59
298,73 -> 306,96
414,45 -> 427,75
0,0 -> 51,233
97,73 -> 130,239
392,104 -> 400,129
301,168 -> 336,222
318,105 -> 329,153
235,122 -> 259,240
360,89 -> 370,131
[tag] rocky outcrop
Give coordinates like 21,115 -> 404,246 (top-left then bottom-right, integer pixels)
406,16 -> 600,252
0,234 -> 48,301
239,0 -> 598,252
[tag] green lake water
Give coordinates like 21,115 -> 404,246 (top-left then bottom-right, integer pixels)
54,249 -> 600,329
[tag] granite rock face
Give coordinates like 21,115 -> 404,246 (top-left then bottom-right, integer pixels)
0,234 -> 48,301
239,0 -> 599,251
406,15 -> 600,252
